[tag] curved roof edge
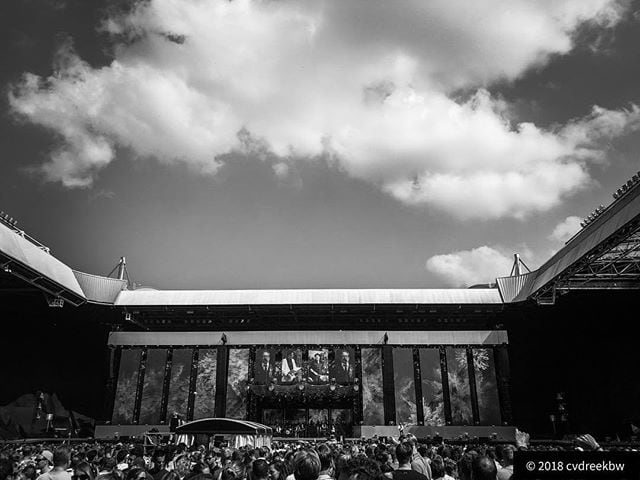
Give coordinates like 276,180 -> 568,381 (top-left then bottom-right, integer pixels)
73,270 -> 128,304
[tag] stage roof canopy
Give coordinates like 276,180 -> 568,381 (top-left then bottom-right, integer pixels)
176,418 -> 272,435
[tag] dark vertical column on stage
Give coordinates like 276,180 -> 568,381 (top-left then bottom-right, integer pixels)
187,349 -> 199,421
494,344 -> 513,425
247,347 -> 257,421
354,346 -> 363,425
104,346 -> 121,421
214,346 -> 229,418
439,346 -> 452,425
466,347 -> 480,425
160,348 -> 173,423
413,348 -> 425,425
382,345 -> 396,425
133,348 -> 147,424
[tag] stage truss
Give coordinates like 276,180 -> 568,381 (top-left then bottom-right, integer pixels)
533,221 -> 640,304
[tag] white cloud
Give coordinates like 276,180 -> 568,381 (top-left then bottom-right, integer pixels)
425,246 -> 515,287
549,215 -> 583,243
8,0 -> 639,218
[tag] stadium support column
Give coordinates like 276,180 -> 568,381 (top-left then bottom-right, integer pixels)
382,345 -> 396,426
214,345 -> 229,418
494,344 -> 513,425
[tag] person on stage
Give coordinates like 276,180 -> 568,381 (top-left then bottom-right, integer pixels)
309,352 -> 329,384
281,350 -> 302,383
332,350 -> 354,384
254,350 -> 274,385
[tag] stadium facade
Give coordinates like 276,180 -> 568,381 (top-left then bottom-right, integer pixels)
1,172 -> 640,440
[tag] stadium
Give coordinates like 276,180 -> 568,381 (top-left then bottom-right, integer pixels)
2,172 -> 640,443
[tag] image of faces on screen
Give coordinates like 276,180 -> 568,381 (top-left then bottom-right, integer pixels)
307,349 -> 329,384
331,348 -> 355,385
254,349 -> 277,385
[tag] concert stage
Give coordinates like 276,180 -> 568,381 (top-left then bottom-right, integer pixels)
3,172 -> 640,439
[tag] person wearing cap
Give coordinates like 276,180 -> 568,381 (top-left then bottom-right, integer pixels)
37,451 -> 53,476
36,447 -> 72,480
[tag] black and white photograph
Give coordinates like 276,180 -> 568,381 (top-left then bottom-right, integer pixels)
2,0 -> 640,479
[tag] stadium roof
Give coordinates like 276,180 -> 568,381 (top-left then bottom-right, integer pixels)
113,288 -> 503,306
5,171 -> 640,308
0,221 -> 85,305
497,172 -> 640,304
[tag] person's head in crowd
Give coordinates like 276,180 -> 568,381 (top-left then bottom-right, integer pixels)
443,458 -> 456,479
429,458 -> 445,480
220,468 -> 237,480
86,451 -> 98,465
293,450 -> 321,480
36,457 -> 50,474
316,445 -> 333,476
190,462 -> 203,475
258,447 -> 270,460
53,447 -> 71,470
101,458 -> 117,474
74,462 -> 95,480
22,465 -> 37,480
394,443 -> 413,467
343,457 -> 379,480
174,454 -> 192,480
128,467 -> 146,480
96,473 -> 119,480
416,445 -> 428,459
373,452 -> 391,474
500,445 -> 514,467
457,452 -> 473,480
334,454 -> 351,480
131,459 -> 145,472
41,451 -> 54,468
152,449 -> 166,468
252,460 -> 269,480
129,448 -> 143,463
268,460 -> 289,480
471,456 -> 497,480
71,454 -> 83,470
115,452 -> 127,467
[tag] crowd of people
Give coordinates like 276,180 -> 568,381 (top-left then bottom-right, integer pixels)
0,434 -> 520,480
0,433 -> 626,480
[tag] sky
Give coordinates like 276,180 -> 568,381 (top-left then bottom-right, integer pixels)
1,0 -> 640,290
